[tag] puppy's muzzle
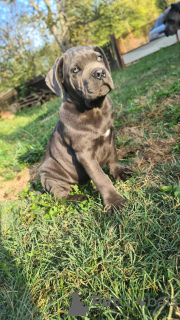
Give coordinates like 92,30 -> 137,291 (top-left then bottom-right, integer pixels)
92,68 -> 106,80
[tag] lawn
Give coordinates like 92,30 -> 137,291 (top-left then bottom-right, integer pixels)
0,43 -> 180,320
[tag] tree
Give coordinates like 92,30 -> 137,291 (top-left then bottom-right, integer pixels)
0,3 -> 35,91
89,0 -> 159,45
27,0 -> 100,52
1,0 -> 160,53
0,0 -> 163,93
155,0 -> 172,11
0,2 -> 60,92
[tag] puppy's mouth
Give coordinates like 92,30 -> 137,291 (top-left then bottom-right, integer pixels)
84,83 -> 113,109
99,84 -> 112,96
85,82 -> 114,101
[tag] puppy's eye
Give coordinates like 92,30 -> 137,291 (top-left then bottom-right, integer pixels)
73,67 -> 80,73
97,55 -> 103,62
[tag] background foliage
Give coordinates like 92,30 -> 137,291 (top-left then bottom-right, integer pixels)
155,0 -> 172,10
0,0 -> 162,93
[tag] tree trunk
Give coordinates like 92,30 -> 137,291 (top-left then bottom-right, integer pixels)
51,25 -> 70,53
29,0 -> 71,53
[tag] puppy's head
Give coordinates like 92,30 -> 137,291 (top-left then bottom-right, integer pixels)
163,3 -> 180,36
45,46 -> 114,108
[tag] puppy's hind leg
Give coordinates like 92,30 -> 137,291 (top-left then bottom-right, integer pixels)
42,177 -> 71,200
40,158 -> 88,202
42,178 -> 87,203
40,157 -> 72,200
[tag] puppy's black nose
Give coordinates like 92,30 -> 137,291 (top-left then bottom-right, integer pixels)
93,68 -> 106,80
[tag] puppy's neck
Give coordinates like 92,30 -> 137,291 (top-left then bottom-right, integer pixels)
64,91 -> 107,112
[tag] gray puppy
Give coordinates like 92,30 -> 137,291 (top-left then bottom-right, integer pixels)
163,2 -> 180,36
39,45 -> 132,213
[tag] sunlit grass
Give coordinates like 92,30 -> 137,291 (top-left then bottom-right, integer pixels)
0,43 -> 180,320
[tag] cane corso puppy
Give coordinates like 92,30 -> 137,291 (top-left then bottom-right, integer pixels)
39,45 -> 132,213
163,2 -> 180,36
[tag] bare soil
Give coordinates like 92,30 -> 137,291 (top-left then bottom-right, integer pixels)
0,167 -> 30,201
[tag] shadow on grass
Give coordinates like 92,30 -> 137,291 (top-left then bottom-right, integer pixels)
0,209 -> 36,319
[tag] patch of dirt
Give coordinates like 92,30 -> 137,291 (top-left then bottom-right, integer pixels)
0,167 -> 30,201
0,111 -> 14,119
0,162 -> 42,202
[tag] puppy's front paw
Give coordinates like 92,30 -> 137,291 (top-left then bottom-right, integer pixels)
104,192 -> 127,215
114,165 -> 133,182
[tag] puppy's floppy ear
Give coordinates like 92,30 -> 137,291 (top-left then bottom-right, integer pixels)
91,45 -> 111,73
45,57 -> 64,98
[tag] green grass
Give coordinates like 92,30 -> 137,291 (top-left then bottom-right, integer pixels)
0,43 -> 180,320
0,99 -> 61,176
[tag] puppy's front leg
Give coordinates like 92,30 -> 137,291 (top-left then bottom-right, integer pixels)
76,151 -> 126,213
107,129 -> 132,181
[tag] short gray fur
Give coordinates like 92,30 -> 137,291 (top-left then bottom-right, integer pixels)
39,45 -> 132,214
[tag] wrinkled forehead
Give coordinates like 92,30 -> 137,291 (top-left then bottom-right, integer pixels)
64,47 -> 100,68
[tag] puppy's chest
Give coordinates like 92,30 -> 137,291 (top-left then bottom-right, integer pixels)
95,125 -> 112,139
103,128 -> 111,138
88,109 -> 113,139
92,125 -> 113,165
